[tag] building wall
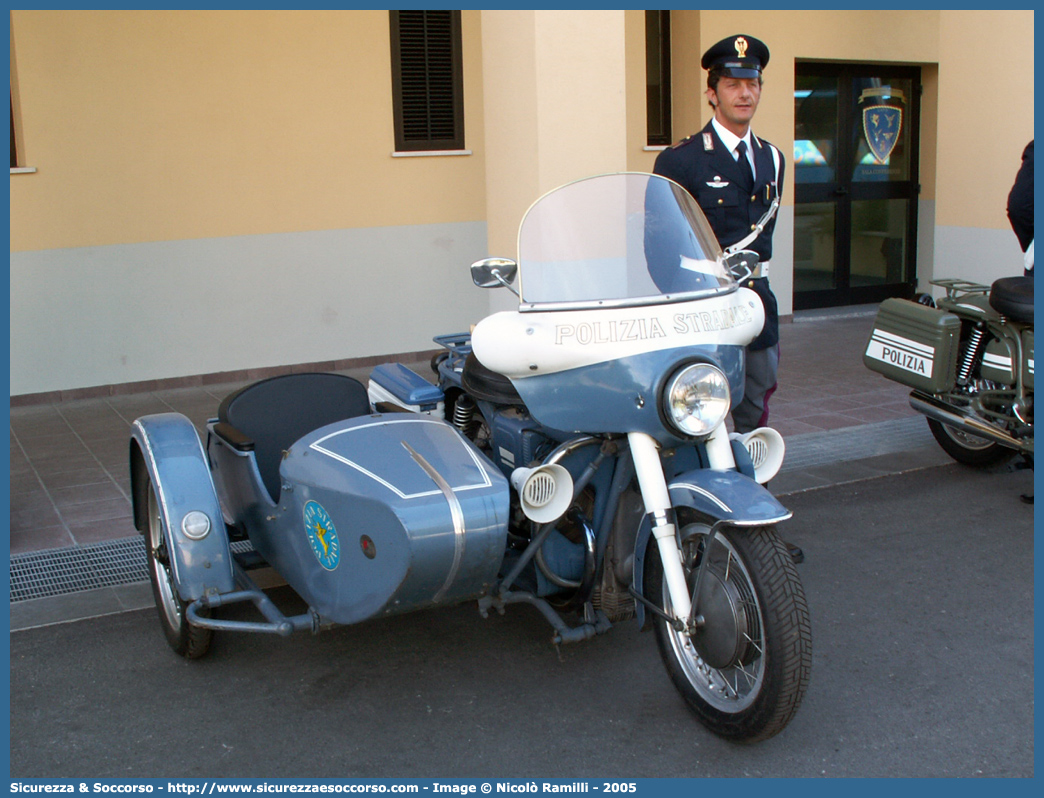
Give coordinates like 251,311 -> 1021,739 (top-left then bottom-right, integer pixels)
663,9 -> 1033,302
931,9 -> 1034,287
9,10 -> 1034,398
9,10 -> 491,396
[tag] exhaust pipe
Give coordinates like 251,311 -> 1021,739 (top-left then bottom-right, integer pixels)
909,392 -> 1033,454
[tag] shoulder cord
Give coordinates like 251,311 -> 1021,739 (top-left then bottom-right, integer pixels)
724,142 -> 781,255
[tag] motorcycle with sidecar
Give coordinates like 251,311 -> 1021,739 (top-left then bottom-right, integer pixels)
129,172 -> 811,742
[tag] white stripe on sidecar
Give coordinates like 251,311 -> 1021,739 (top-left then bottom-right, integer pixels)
310,418 -> 493,500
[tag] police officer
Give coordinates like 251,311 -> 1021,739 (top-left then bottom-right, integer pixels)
1007,140 -> 1033,275
654,34 -> 784,434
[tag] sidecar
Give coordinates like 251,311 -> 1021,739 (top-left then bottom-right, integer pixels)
129,371 -> 510,658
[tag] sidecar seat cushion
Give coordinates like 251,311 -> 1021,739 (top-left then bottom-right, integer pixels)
218,373 -> 371,502
989,276 -> 1034,324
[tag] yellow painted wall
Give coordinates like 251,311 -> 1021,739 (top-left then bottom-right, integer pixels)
9,9 -> 1034,396
10,9 -> 487,252
14,9 -> 1031,255
675,10 -> 943,207
936,9 -> 1034,230
668,9 -> 1031,229
483,10 -> 628,264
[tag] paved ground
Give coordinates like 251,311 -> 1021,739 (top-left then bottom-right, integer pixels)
9,463 -> 1034,778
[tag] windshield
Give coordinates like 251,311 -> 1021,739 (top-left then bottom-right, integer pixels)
516,173 -> 733,311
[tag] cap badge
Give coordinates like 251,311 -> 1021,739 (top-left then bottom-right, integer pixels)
734,37 -> 748,58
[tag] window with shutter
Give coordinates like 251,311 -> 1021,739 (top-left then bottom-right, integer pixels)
390,10 -> 464,152
645,11 -> 672,147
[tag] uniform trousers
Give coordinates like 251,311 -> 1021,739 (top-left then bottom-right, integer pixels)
732,344 -> 779,434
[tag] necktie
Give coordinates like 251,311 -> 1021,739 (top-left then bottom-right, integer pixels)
736,140 -> 755,189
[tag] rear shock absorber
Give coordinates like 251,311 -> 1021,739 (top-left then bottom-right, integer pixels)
452,394 -> 476,433
956,322 -> 987,386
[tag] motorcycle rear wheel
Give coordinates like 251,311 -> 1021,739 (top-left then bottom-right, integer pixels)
145,476 -> 213,659
646,523 -> 811,742
926,418 -> 1017,468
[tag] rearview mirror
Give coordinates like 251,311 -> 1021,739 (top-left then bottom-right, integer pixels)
471,258 -> 519,290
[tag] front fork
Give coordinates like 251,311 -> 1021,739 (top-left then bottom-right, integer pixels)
629,428 -> 740,629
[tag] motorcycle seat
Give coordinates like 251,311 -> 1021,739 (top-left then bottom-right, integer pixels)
216,373 -> 371,502
989,276 -> 1034,324
461,352 -> 524,406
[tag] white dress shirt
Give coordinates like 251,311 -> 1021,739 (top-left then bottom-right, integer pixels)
711,118 -> 756,180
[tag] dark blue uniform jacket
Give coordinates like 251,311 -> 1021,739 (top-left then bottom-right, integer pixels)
654,121 -> 785,349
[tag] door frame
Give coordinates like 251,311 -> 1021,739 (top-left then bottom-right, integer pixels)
793,62 -> 922,310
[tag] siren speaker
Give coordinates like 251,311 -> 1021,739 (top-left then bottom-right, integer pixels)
730,427 -> 785,484
510,464 -> 573,524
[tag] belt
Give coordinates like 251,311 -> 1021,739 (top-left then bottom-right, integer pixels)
750,260 -> 770,279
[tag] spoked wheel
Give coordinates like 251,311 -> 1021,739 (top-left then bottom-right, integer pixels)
145,477 -> 212,659
926,418 -> 1017,468
646,522 -> 811,742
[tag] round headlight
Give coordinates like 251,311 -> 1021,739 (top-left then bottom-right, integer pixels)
663,363 -> 731,437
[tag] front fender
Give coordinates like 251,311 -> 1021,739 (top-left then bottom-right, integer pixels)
632,468 -> 791,628
130,413 -> 235,602
666,468 -> 791,526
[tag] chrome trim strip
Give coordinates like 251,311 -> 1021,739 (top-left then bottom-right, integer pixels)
668,482 -> 733,514
403,441 -> 467,602
310,417 -> 493,500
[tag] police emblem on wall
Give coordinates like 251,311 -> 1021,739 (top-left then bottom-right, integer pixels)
303,500 -> 340,570
859,87 -> 905,164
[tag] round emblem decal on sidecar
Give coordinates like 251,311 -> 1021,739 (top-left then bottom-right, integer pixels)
303,500 -> 340,571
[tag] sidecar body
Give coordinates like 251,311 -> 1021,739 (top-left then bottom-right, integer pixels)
130,372 -> 510,633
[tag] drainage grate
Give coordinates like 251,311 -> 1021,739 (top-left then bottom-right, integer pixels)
10,536 -> 149,603
9,536 -> 257,603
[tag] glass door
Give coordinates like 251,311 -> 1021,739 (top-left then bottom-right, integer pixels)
793,63 -> 921,309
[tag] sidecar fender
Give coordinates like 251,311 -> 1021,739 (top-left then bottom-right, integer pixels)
632,468 -> 791,628
130,413 -> 235,602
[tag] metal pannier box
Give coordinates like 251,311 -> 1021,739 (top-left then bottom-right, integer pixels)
864,298 -> 961,393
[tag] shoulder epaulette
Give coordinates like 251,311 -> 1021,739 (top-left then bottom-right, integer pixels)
668,134 -> 697,150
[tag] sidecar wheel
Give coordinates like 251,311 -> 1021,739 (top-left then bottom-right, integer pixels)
144,477 -> 213,659
926,418 -> 1017,468
646,524 -> 811,742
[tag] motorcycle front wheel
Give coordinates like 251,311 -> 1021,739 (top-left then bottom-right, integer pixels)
926,418 -> 1017,468
145,475 -> 213,659
646,523 -> 811,742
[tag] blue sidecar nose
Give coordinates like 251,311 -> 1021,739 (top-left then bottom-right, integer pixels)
252,415 -> 511,625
